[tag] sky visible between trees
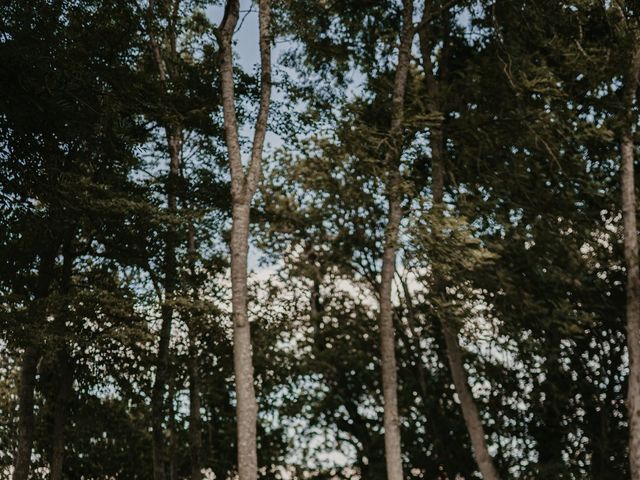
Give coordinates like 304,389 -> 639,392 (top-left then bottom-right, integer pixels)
2,1 -> 640,480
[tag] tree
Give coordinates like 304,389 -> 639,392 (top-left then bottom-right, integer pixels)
215,1 -> 272,478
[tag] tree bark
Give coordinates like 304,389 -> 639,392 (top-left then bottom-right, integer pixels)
377,2 -> 414,479
620,32 -> 640,480
186,224 -> 203,480
441,323 -> 501,480
188,333 -> 202,480
151,122 -> 182,480
419,6 -> 501,478
50,236 -> 75,480
49,355 -> 74,480
146,3 -> 183,476
432,131 -> 500,480
13,346 -> 40,480
13,246 -> 58,480
217,2 -> 272,479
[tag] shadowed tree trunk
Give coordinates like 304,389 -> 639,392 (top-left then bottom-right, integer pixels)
13,244 -> 58,480
50,234 -> 76,480
619,29 -> 640,480
216,1 -> 272,479
377,2 -> 414,479
145,3 -> 183,478
13,346 -> 40,480
49,355 -> 74,480
186,223 -> 202,480
188,332 -> 202,480
430,126 -> 500,480
419,5 -> 501,478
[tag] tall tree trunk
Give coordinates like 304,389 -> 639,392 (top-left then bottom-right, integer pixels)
217,2 -> 271,479
13,346 -> 40,480
377,2 -> 414,479
620,33 -> 640,480
430,98 -> 501,480
151,123 -> 182,480
432,126 -> 500,480
230,204 -> 258,480
168,379 -> 178,480
441,323 -> 501,480
186,224 -> 202,480
419,6 -> 501,477
13,246 -> 58,480
379,193 -> 404,480
188,332 -> 202,480
49,355 -> 74,480
145,4 -> 183,477
50,236 -> 75,480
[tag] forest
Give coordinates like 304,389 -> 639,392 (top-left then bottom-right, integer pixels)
1,0 -> 640,479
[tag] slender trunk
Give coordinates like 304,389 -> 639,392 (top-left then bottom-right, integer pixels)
217,2 -> 271,478
310,275 -> 325,351
186,224 -> 202,480
419,6 -> 501,477
49,356 -> 74,480
146,5 -> 183,477
168,380 -> 178,480
13,246 -> 57,480
376,2 -> 414,479
152,125 -> 182,480
188,333 -> 202,480
13,346 -> 40,480
230,203 -> 258,480
432,120 -> 500,480
379,193 -> 404,480
621,35 -> 640,479
49,231 -> 75,480
442,323 -> 501,480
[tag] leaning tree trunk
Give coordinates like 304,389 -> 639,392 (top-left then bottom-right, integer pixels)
13,246 -> 57,480
419,5 -> 501,477
620,34 -> 640,480
441,323 -> 501,480
217,2 -> 271,479
431,126 -> 501,480
377,2 -> 414,479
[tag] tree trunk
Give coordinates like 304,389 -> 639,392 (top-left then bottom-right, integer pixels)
431,118 -> 501,480
217,2 -> 271,479
376,2 -> 414,479
13,246 -> 57,480
188,332 -> 202,480
145,4 -> 183,477
49,230 -> 76,480
13,346 -> 40,480
49,356 -> 74,480
168,380 -> 178,480
441,323 -> 501,480
379,193 -> 404,480
230,203 -> 259,480
419,6 -> 501,477
620,35 -> 640,479
152,123 -> 182,480
186,224 -> 203,480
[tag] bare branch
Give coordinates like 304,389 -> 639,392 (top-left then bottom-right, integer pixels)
246,0 -> 273,198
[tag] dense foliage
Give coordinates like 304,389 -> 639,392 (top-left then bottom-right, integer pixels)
1,1 -> 639,479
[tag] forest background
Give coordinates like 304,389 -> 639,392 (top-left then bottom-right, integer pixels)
1,1 -> 640,479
